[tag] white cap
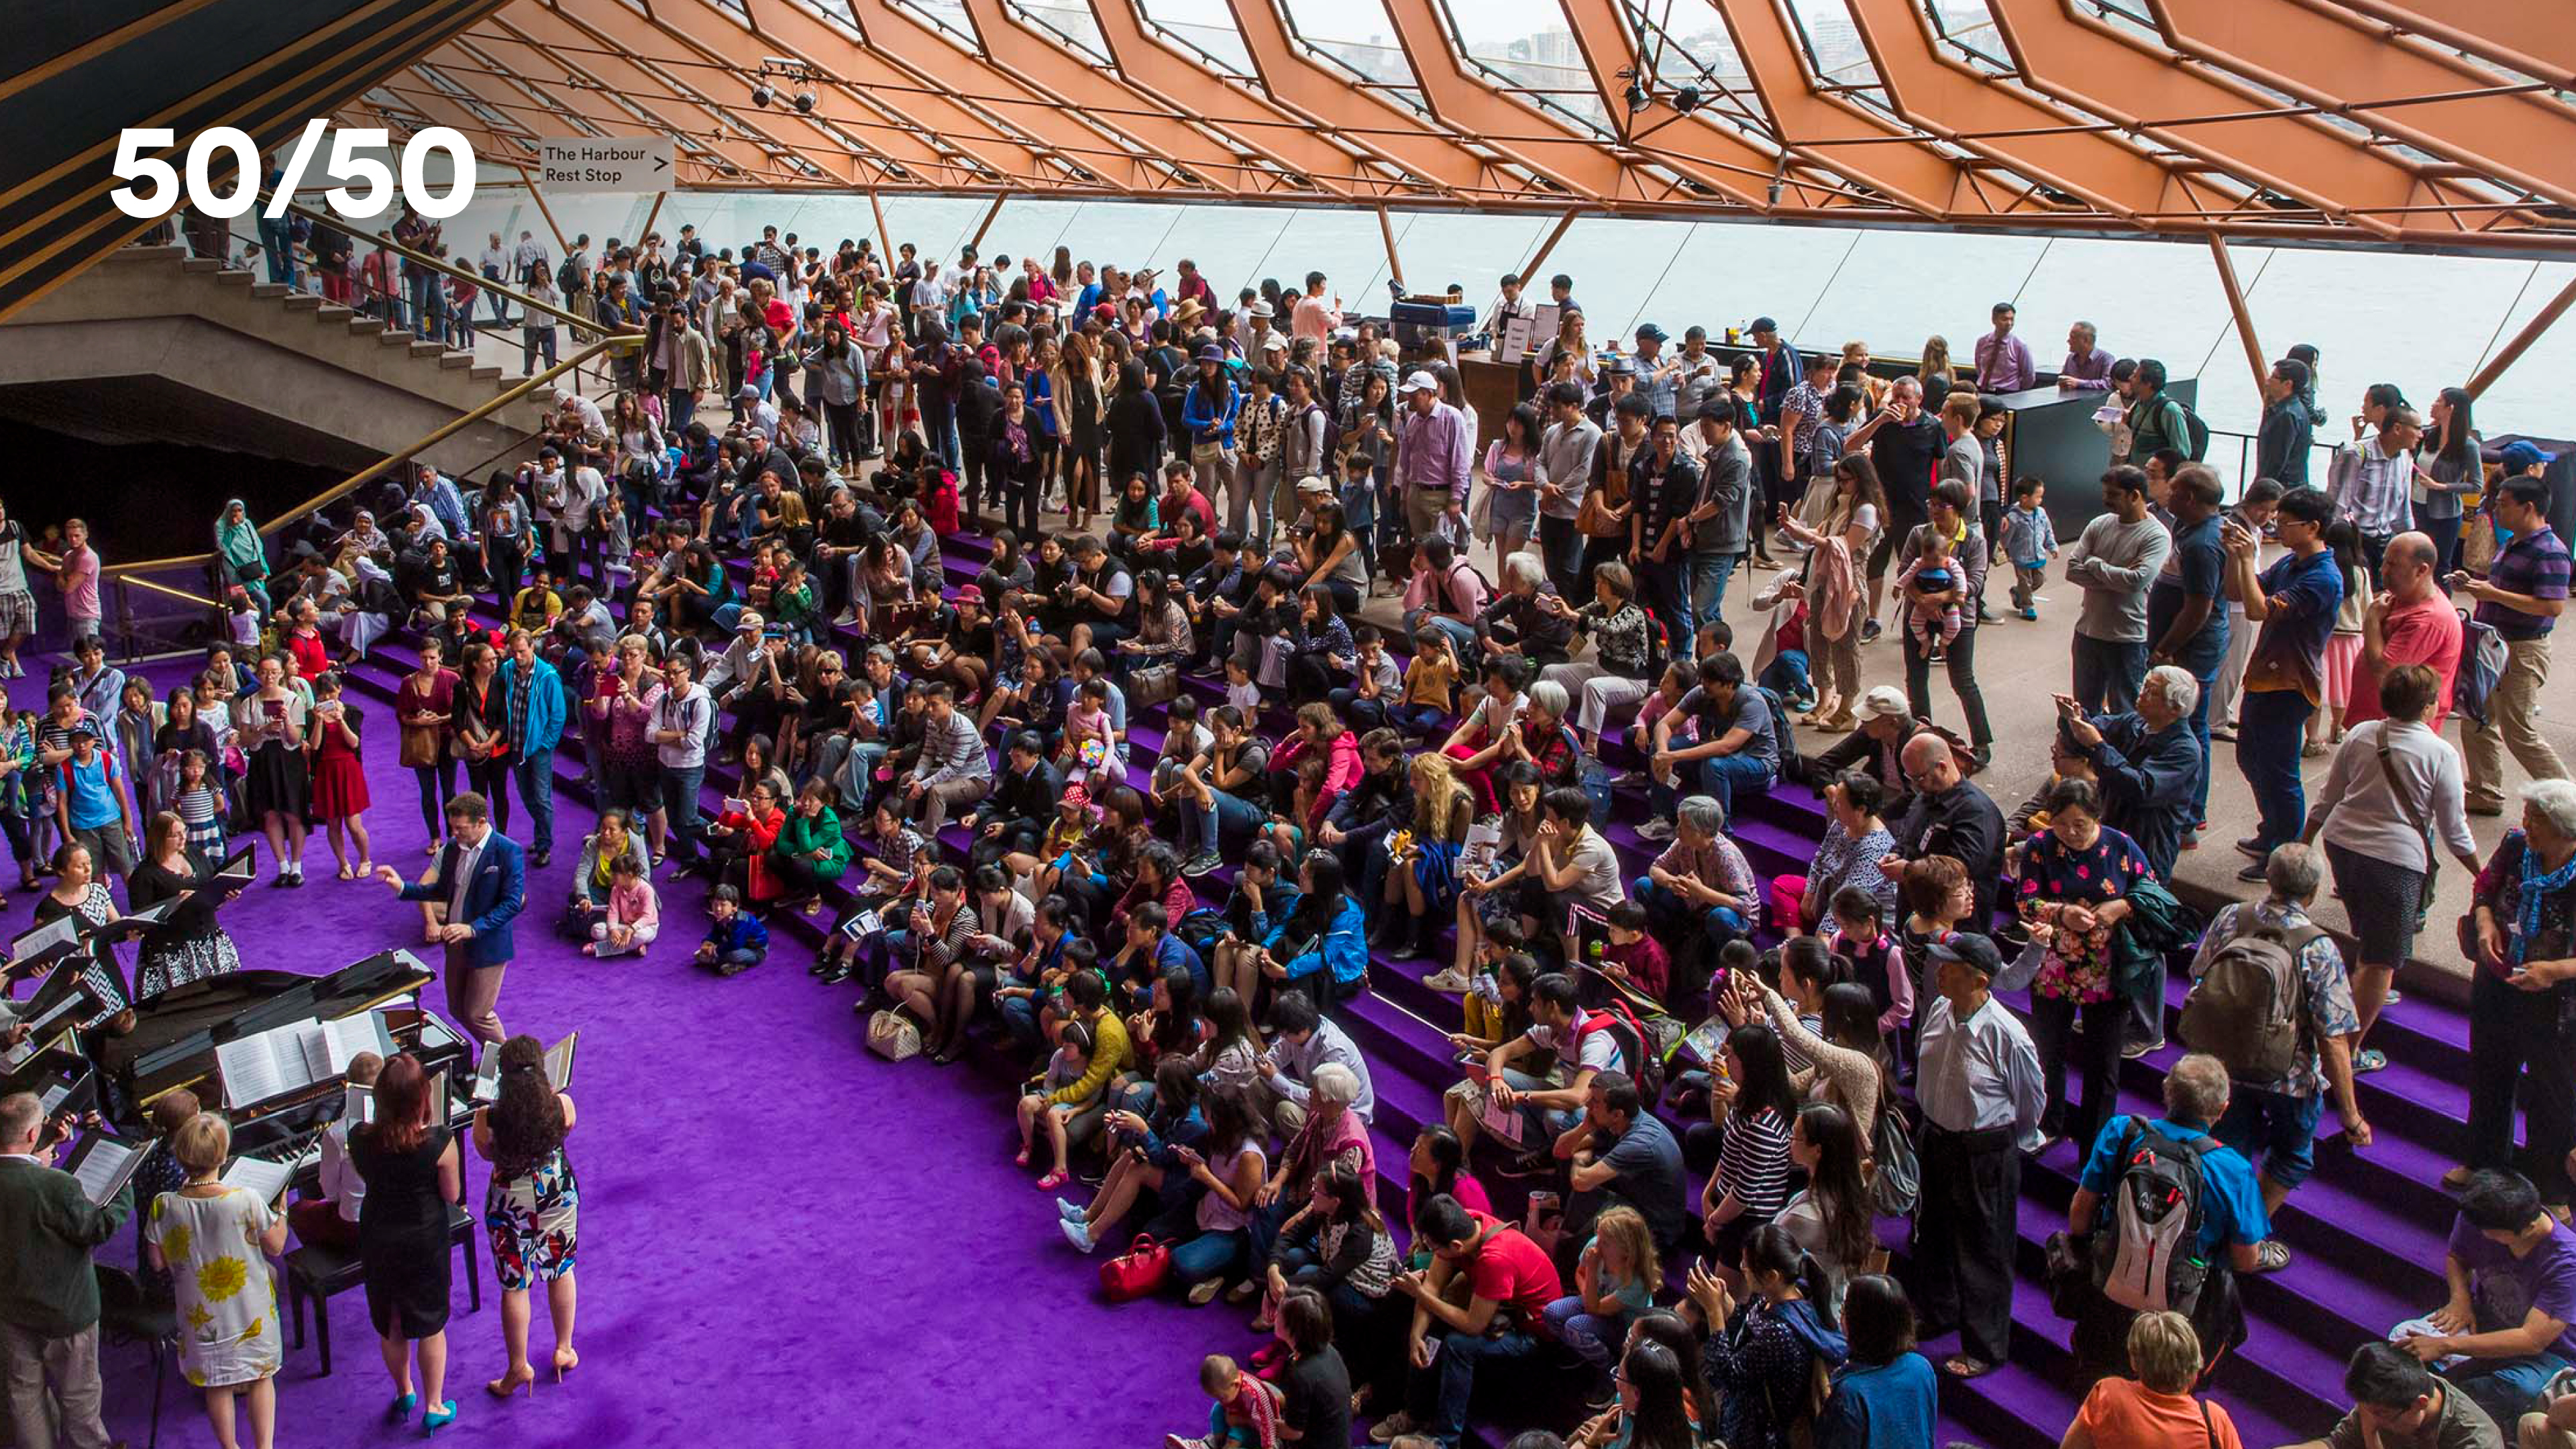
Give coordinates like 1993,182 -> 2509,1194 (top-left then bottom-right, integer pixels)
1397,370 -> 1438,394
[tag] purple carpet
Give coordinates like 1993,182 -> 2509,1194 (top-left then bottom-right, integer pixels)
44,663 -> 1223,1448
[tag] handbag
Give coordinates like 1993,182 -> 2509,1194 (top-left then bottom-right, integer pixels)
865,1008 -> 923,1062
1467,478 -> 1496,544
1126,663 -> 1179,709
1097,1234 -> 1171,1302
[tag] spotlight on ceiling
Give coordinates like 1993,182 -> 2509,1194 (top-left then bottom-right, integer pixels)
751,83 -> 775,107
794,89 -> 816,113
1623,80 -> 1650,111
1672,85 -> 1702,114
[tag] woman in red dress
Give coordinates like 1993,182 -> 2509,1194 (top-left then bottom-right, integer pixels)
306,670 -> 374,879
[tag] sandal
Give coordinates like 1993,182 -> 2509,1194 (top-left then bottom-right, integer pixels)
1034,1169 -> 1069,1191
2252,1240 -> 2291,1273
2353,1048 -> 2389,1074
1940,1356 -> 1999,1379
2441,1165 -> 2475,1190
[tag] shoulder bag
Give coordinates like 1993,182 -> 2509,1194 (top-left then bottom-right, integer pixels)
2373,731 -> 2440,935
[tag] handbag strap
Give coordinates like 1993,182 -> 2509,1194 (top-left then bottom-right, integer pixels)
2374,732 -> 2441,890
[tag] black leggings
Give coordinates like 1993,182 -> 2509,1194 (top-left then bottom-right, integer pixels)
1902,620 -> 1994,749
413,757 -> 458,841
464,755 -> 512,833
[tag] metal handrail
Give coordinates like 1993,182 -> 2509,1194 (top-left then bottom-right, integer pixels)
117,574 -> 220,608
274,197 -> 614,343
101,332 -> 641,580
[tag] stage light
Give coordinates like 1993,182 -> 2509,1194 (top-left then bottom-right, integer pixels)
1624,81 -> 1650,111
751,83 -> 775,107
794,90 -> 816,113
1672,86 -> 1701,114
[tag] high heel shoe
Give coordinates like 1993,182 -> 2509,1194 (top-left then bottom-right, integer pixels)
553,1347 -> 580,1381
486,1367 -> 535,1399
423,1399 -> 459,1433
386,1391 -> 419,1424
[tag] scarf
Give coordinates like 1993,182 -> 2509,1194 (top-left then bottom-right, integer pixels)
2511,830 -> 2576,966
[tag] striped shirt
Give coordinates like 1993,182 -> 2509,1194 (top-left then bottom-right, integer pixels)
1713,1104 -> 1794,1219
2479,525 -> 2569,641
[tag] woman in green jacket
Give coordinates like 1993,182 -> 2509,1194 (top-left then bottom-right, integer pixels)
770,779 -> 853,916
215,499 -> 270,616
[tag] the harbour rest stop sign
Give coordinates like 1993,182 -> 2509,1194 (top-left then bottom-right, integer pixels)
535,139 -> 674,193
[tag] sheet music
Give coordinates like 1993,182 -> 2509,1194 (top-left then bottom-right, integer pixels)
67,1137 -> 142,1205
219,1155 -> 292,1201
305,1014 -> 389,1078
213,847 -> 257,887
39,1082 -> 68,1114
342,1083 -> 374,1124
9,913 -> 80,964
544,1032 -> 577,1091
470,1053 -> 500,1105
216,1018 -> 321,1107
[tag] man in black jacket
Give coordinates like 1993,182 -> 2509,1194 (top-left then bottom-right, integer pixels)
1880,731 -> 2008,927
966,733 -> 1060,871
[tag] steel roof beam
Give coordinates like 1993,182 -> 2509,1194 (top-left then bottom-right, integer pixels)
2320,0 -> 2576,88
1077,0 -> 1376,201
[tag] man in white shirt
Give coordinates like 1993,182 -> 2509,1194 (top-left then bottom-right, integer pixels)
1912,932 -> 2043,1379
651,652 -> 713,871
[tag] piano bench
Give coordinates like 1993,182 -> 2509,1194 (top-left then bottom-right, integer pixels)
285,1205 -> 482,1375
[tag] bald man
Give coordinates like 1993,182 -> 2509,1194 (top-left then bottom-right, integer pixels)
1880,731 -> 2008,926
2347,531 -> 2463,731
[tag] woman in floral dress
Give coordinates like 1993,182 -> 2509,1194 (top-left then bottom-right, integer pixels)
2016,776 -> 2158,1154
473,1034 -> 581,1396
144,1112 -> 286,1448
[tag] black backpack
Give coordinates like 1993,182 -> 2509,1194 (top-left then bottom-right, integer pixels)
2092,1120 -> 2217,1314
1757,686 -> 1801,781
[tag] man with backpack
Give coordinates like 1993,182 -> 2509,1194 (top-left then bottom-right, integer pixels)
2116,359 -> 2200,470
2065,1053 -> 2271,1379
2182,844 -> 2369,1241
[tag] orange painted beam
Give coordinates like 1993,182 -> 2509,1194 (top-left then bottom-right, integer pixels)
2320,0 -> 2576,88
1374,0 -> 1666,205
1076,0 -> 1376,202
1218,0 -> 1507,203
464,13 -> 802,185
2151,0 -> 2576,215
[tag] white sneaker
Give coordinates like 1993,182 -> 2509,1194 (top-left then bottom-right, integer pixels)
1186,1277 -> 1226,1305
832,609 -> 859,627
1420,967 -> 1473,993
1635,818 -> 1676,841
1056,1196 -> 1084,1222
1060,1218 -> 1097,1254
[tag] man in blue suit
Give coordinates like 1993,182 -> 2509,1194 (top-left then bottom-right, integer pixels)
376,791 -> 525,1052
498,628 -> 567,867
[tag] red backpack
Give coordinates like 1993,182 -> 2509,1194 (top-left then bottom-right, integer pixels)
922,468 -> 961,537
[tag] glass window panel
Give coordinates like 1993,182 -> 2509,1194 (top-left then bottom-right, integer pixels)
1632,220 -> 1864,347
1250,207 -> 1404,309
1382,211 -> 1550,306
2472,262 -> 2576,445
1923,0 -> 2010,72
1540,216 -> 1695,339
796,0 -> 864,35
1799,229 -> 2050,365
1279,0 -> 1418,88
1142,205 -> 1297,301
1136,0 -> 1256,75
890,0 -> 982,48
1433,0 -> 1613,134
1006,0 -> 1110,60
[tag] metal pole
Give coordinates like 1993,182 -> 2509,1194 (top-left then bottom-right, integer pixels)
869,189 -> 894,262
2465,271 -> 2576,401
1517,210 -> 1579,287
968,194 -> 1009,252
2205,234 -> 2269,412
1376,204 -> 1406,292
640,191 -> 667,246
515,166 -> 572,255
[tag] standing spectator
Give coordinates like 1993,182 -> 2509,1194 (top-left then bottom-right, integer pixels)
2059,665 -> 2204,888
2015,779 -> 2158,1157
52,519 -> 101,651
0,1091 -> 133,1449
236,653 -> 313,885
2064,466 -> 2174,716
350,1053 -> 466,1432
1890,480 -> 1996,765
2406,1171 -> 2576,1429
2457,784 -> 2576,1214
1910,934 -> 2043,1380
2306,666 -> 2481,1071
2147,463 -> 2229,841
1536,381 -> 1602,602
1819,1274 -> 1939,1449
0,498 -> 60,677
398,641 -> 460,851
651,653 -> 713,874
497,629 -> 566,869
2259,360 -> 2317,488
1397,370 -> 1473,545
2456,476 -> 2570,816
144,1112 -> 288,1449
2284,1341 -> 2504,1449
2349,533 -> 2464,731
2059,1313 -> 2245,1449
472,1034 -> 582,1397
307,671 -> 374,879
1972,303 -> 2035,392
2332,398 -> 2421,581
2223,486 -> 2343,878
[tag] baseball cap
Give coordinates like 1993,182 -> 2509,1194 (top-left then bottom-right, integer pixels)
1635,322 -> 1668,343
735,609 -> 765,632
1927,933 -> 2002,977
2501,440 -> 2553,474
1750,316 -> 1780,333
737,385 -> 760,400
1398,370 -> 1439,395
1259,334 -> 1287,353
1858,686 -> 1911,721
1295,475 -> 1333,496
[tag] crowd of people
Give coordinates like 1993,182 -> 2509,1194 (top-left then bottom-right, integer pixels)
1,215 -> 2573,1449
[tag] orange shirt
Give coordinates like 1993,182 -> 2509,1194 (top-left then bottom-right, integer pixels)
2075,1379 -> 2243,1449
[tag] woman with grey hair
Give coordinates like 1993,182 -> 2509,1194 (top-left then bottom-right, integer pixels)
1245,1059 -> 1377,1288
1537,560 -> 1656,752
1476,551 -> 1576,667
2303,662 -> 2481,1072
2455,777 -> 2576,1214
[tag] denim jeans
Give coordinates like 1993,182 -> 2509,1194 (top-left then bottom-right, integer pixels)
1538,515 -> 1585,601
1633,876 -> 1748,956
1405,612 -> 1481,674
1687,549 -> 1739,640
512,747 -> 557,856
1542,1295 -> 1624,1366
2186,666 -> 2218,824
1405,1323 -> 1546,1448
1648,751 -> 1771,824
1184,788 -> 1263,857
2071,633 -> 2149,716
659,763 -> 705,862
1170,1228 -> 1248,1287
2237,688 -> 2314,852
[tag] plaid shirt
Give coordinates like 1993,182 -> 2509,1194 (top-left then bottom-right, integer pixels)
2479,525 -> 2570,641
2188,899 -> 2357,1099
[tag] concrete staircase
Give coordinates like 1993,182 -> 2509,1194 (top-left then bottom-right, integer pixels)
0,244 -> 556,477
323,517 -> 2494,1449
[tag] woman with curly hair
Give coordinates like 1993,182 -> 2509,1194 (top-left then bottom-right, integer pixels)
472,1034 -> 581,1397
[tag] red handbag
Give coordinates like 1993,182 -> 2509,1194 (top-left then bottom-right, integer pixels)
1098,1234 -> 1171,1303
